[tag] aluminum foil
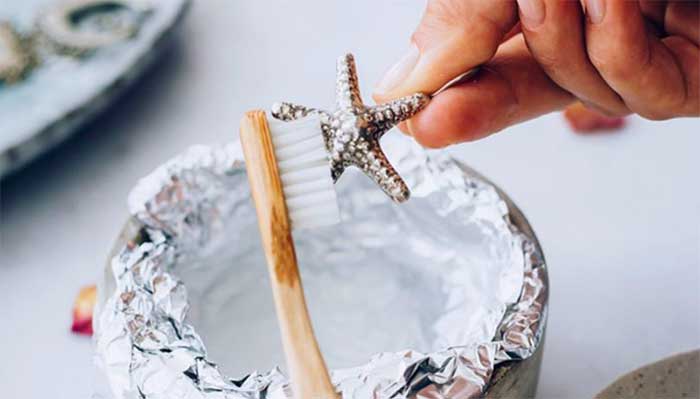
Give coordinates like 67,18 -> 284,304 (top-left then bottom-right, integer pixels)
95,136 -> 548,398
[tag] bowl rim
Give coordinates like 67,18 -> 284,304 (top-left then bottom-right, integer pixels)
95,145 -> 550,398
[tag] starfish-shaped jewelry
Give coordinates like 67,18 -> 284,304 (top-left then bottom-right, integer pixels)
271,53 -> 429,203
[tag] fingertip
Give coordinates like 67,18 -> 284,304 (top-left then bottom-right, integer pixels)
402,107 -> 447,148
397,121 -> 411,135
373,44 -> 421,98
405,88 -> 498,148
372,91 -> 392,106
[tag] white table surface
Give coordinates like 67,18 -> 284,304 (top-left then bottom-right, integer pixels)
1,1 -> 698,398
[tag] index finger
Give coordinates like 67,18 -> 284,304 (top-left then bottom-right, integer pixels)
405,35 -> 573,148
373,0 -> 518,102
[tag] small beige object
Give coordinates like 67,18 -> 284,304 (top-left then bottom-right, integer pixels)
0,22 -> 33,83
240,111 -> 339,399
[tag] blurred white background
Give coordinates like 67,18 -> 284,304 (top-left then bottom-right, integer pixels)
1,1 -> 698,398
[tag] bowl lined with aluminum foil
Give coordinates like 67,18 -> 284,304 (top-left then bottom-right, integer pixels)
94,137 -> 548,398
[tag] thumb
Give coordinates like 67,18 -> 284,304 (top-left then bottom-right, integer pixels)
373,0 -> 518,102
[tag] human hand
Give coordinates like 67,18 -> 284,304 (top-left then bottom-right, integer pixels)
372,0 -> 699,148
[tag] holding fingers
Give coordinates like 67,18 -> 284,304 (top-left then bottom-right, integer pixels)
374,0 -> 700,148
517,0 -> 629,116
584,0 -> 698,119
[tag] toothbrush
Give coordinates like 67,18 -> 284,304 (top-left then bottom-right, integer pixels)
239,53 -> 431,399
240,111 -> 339,399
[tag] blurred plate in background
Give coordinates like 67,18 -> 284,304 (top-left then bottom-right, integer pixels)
0,0 -> 189,178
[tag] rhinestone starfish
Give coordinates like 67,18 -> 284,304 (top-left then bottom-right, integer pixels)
271,53 -> 429,203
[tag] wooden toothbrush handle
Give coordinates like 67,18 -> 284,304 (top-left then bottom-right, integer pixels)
240,111 -> 339,399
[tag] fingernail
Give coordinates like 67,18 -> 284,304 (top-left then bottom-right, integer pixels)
516,0 -> 545,29
583,0 -> 605,24
375,44 -> 420,94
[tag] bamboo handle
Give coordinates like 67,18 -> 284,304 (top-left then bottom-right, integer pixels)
240,110 -> 339,399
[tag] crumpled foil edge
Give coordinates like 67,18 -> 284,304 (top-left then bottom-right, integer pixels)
95,141 -> 548,399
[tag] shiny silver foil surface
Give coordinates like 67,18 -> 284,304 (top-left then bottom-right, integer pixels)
95,137 -> 548,399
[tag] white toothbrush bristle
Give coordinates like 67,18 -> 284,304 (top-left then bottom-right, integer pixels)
268,115 -> 340,230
